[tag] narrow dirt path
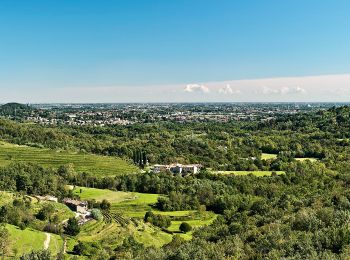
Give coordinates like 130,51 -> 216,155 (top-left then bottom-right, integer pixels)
44,233 -> 51,250
63,239 -> 67,254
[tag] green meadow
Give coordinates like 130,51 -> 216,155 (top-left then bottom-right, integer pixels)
73,187 -> 159,206
261,153 -> 278,160
262,153 -> 318,162
73,187 -> 133,203
168,215 -> 218,240
5,224 -> 63,257
0,141 -> 139,176
73,186 -> 159,217
295,157 -> 318,162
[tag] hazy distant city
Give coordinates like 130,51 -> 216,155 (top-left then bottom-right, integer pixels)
2,102 -> 348,126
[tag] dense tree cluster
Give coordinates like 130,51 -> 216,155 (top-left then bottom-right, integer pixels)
0,162 -> 69,198
144,211 -> 171,229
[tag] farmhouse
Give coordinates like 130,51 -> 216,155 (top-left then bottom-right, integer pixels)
63,198 -> 88,214
153,163 -> 201,174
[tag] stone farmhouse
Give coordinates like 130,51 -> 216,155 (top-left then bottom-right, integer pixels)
63,198 -> 88,214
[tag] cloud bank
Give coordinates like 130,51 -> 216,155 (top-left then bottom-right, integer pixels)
1,74 -> 350,103
261,86 -> 306,95
178,74 -> 350,102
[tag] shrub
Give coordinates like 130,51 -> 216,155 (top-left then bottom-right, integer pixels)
36,204 -> 55,221
91,209 -> 103,220
179,222 -> 192,233
64,217 -> 80,236
100,199 -> 111,211
19,249 -> 52,260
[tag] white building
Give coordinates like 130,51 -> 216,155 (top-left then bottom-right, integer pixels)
181,164 -> 200,174
153,164 -> 201,174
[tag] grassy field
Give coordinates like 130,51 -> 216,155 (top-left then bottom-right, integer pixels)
262,153 -> 318,162
168,214 -> 218,240
261,153 -> 278,160
5,224 -> 63,257
73,186 -> 159,218
213,170 -> 285,177
295,157 -> 318,162
112,192 -> 160,217
73,187 -> 133,203
133,224 -> 173,247
73,186 -> 159,205
0,141 -> 139,176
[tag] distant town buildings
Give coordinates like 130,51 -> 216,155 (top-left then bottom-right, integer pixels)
2,103 -> 330,126
26,113 -> 132,127
153,163 -> 201,175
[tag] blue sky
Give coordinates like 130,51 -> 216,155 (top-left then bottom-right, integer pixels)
1,0 -> 350,102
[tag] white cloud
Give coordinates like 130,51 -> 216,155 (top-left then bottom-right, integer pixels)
184,84 -> 210,93
218,84 -> 241,95
261,86 -> 306,95
295,86 -> 306,93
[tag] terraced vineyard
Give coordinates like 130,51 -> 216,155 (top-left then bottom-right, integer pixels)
77,220 -> 122,244
0,141 -> 139,176
102,211 -> 130,226
77,219 -> 173,248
